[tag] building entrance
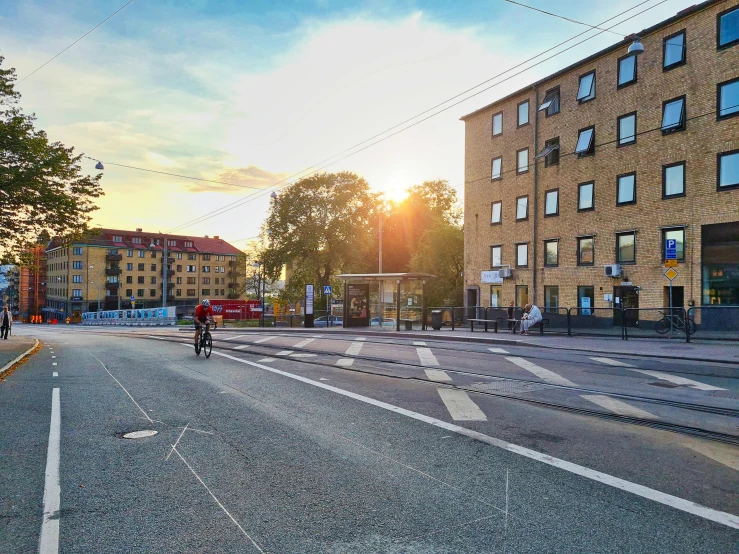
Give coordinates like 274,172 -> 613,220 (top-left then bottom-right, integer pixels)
614,285 -> 639,327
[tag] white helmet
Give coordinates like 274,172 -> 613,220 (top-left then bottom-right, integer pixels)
202,299 -> 210,307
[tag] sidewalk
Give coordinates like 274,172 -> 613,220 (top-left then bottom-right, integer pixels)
0,334 -> 38,375
202,325 -> 739,364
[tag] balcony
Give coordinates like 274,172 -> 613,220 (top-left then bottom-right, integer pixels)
167,257 -> 175,264
167,269 -> 175,277
105,268 -> 122,276
105,282 -> 119,291
229,282 -> 239,288
106,254 -> 122,262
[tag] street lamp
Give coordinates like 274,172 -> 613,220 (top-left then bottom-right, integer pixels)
627,37 -> 645,55
253,261 -> 265,328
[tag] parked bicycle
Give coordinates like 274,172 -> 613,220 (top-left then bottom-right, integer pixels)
194,325 -> 212,358
655,311 -> 696,335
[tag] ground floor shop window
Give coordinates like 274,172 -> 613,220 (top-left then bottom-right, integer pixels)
544,286 -> 559,312
490,285 -> 502,307
702,222 -> 739,304
516,285 -> 529,307
578,286 -> 594,315
702,264 -> 739,305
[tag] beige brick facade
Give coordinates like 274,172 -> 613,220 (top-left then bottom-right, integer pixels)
462,0 -> 739,314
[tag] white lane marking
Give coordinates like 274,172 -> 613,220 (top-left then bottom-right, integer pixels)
39,387 -> 61,554
590,357 -> 635,367
257,358 -> 276,363
276,351 -> 293,356
204,349 -> 739,530
51,356 -> 56,359
311,335 -> 324,338
253,336 -> 277,344
52,372 -> 58,377
290,353 -> 317,358
52,363 -> 57,366
681,439 -> 739,472
436,389 -> 487,421
488,347 -> 509,354
336,358 -> 354,367
319,378 -> 330,381
424,369 -> 453,382
416,347 -> 439,367
627,369 -> 726,391
345,342 -> 363,356
87,350 -> 153,423
293,338 -> 316,348
233,344 -> 251,350
171,446 -> 265,553
581,395 -> 658,420
413,341 -> 426,346
354,337 -> 366,341
505,357 -> 576,387
166,423 -> 189,461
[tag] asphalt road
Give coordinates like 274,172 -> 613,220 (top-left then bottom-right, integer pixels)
1,325 -> 737,553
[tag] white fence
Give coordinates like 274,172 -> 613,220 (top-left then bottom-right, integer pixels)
81,307 -> 177,326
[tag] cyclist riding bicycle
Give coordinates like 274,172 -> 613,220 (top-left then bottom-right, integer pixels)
194,299 -> 214,347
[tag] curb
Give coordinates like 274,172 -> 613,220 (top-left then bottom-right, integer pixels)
0,339 -> 41,378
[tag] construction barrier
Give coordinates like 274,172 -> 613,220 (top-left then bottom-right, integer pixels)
81,307 -> 177,326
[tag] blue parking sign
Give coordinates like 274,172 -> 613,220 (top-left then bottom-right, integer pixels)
665,239 -> 677,260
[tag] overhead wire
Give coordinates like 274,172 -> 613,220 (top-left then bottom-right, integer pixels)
166,0 -> 666,233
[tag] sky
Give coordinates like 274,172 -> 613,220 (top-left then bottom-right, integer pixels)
1,0 -> 700,249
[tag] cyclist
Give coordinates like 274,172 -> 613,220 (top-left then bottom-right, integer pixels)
194,299 -> 214,347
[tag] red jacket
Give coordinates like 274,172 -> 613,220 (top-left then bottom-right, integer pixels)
195,305 -> 213,321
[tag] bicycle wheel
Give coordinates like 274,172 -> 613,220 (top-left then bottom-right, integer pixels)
687,318 -> 697,335
654,317 -> 670,334
204,332 -> 212,358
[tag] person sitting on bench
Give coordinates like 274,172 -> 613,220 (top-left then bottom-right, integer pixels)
520,303 -> 542,336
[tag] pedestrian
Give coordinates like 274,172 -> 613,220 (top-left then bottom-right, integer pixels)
507,301 -> 515,330
520,303 -> 542,336
1,306 -> 11,340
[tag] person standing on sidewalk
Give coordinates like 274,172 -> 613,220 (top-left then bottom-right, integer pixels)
1,306 -> 11,339
507,301 -> 515,330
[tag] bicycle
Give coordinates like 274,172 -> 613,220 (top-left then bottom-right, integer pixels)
655,311 -> 696,335
194,322 -> 212,358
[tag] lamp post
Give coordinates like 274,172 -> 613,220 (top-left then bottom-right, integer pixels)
253,261 -> 265,327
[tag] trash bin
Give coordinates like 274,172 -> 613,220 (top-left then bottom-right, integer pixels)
431,310 -> 443,331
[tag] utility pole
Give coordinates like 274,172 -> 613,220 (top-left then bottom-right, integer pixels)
378,213 -> 383,273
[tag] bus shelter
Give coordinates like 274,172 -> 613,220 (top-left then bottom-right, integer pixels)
336,273 -> 435,331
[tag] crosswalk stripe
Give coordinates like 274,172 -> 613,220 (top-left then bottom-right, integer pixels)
345,342 -> 363,356
681,439 -> 739,472
253,336 -> 277,344
505,357 -> 577,387
627,369 -> 726,391
257,358 -> 276,362
590,357 -> 634,367
234,344 -> 250,350
488,347 -> 509,354
276,351 -> 293,356
53,372 -> 58,377
336,358 -> 354,367
354,337 -> 366,341
290,353 -> 317,358
294,338 -> 316,348
416,347 -> 439,367
437,389 -> 487,421
581,394 -> 658,419
413,341 -> 426,346
220,336 -> 240,341
424,369 -> 452,382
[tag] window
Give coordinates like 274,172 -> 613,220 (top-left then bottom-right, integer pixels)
126,276 -> 132,284
718,6 -> 739,49
132,237 -> 142,244
544,286 -> 559,312
718,150 -> 739,190
73,289 -> 82,297
202,277 -> 211,285
214,289 -> 220,297
176,277 -> 182,284
540,137 -> 559,167
718,78 -> 739,120
516,196 -> 529,220
177,265 -> 182,272
516,243 -> 528,267
617,112 -> 636,145
150,264 -> 156,271
516,285 -> 529,307
187,277 -> 196,284
577,236 -> 594,266
491,245 -> 502,267
202,254 -> 211,261
544,189 -> 559,216
188,253 -> 196,260
576,71 -> 596,102
662,228 -> 685,261
73,275 -> 82,283
187,266 -> 196,273
151,251 -> 157,258
112,235 -> 123,242
517,100 -> 529,126
663,30 -> 686,69
617,173 -> 636,205
168,240 -> 177,247
544,240 -> 558,267
138,276 -> 145,284
491,201 -> 502,224
73,247 -> 82,255
126,289 -> 132,297
490,285 -> 502,308
176,289 -> 182,297
516,148 -> 529,174
137,289 -> 145,297
177,252 -> 182,259
202,289 -> 211,296
186,289 -> 196,297
184,241 -> 193,248
663,162 -> 685,198
662,96 -> 686,133
575,126 -> 595,157
539,87 -> 559,116
492,112 -> 503,136
617,54 -> 637,87
150,289 -> 156,297
150,276 -> 157,284
578,182 -> 594,211
138,251 -> 145,258
578,286 -> 595,315
136,263 -> 143,271
73,261 -> 82,269
127,250 -> 133,257
126,263 -> 133,270
491,157 -> 502,180
203,266 -> 211,273
617,232 -> 636,264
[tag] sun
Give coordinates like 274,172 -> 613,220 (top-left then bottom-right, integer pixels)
385,186 -> 409,204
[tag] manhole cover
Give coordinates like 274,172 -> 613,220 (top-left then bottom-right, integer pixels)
122,430 -> 158,439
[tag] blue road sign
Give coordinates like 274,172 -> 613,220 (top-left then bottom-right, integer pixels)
323,285 -> 333,295
665,239 -> 677,260
130,295 -> 135,301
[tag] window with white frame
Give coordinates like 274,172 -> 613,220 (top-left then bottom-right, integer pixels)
73,275 -> 82,283
132,237 -> 142,244
491,157 -> 502,180
516,148 -> 529,174
516,196 -> 528,220
491,245 -> 502,267
491,201 -> 502,224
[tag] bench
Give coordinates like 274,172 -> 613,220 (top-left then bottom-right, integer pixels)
400,319 -> 415,331
468,318 -> 498,332
521,317 -> 551,334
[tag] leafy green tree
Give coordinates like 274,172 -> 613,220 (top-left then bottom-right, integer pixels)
0,56 -> 103,262
410,223 -> 464,307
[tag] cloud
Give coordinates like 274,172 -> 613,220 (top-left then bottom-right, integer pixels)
187,165 -> 290,194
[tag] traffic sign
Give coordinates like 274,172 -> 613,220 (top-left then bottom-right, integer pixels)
664,259 -> 678,268
665,238 -> 677,260
664,268 -> 678,281
323,285 -> 333,295
130,295 -> 135,301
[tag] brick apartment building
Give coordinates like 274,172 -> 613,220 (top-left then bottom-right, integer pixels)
461,0 -> 739,320
17,245 -> 47,321
45,229 -> 247,319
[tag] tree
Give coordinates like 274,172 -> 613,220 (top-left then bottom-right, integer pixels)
264,172 -> 379,307
0,56 -> 103,262
410,223 -> 464,307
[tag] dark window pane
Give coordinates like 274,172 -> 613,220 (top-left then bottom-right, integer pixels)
664,229 -> 685,261
719,152 -> 739,188
618,55 -> 636,86
719,8 -> 739,47
719,80 -> 739,118
664,32 -> 685,67
579,237 -> 594,264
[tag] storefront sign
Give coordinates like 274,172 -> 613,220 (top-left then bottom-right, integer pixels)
481,270 -> 503,284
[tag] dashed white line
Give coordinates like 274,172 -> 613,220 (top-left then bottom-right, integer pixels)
233,344 -> 251,350
413,341 -> 427,346
345,342 -> 363,356
354,337 -> 366,341
258,358 -> 276,363
51,356 -> 56,359
437,389 -> 487,421
290,353 -> 317,358
416,347 -> 439,367
488,347 -> 509,354
590,357 -> 635,367
219,336 -> 240,341
276,351 -> 293,356
52,372 -> 58,377
581,394 -> 658,419
293,338 -> 316,348
39,388 -> 60,554
505,357 -> 576,387
336,358 -> 354,367
52,363 -> 57,366
424,369 -> 453,382
253,336 -> 277,344
626,369 -> 726,391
